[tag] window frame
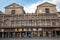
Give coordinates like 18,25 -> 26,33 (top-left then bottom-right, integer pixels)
11,10 -> 15,14
45,8 -> 50,13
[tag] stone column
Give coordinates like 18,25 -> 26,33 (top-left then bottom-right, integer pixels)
32,32 -> 34,38
19,32 -> 21,38
48,31 -> 52,37
43,31 -> 46,37
8,32 -> 9,38
55,31 -> 57,37
38,31 -> 40,37
25,32 -> 27,38
13,32 -> 15,38
20,32 -> 21,38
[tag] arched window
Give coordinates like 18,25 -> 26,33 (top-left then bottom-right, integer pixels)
11,10 -> 15,14
45,8 -> 50,13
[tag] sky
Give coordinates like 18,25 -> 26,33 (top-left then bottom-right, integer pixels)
0,0 -> 60,13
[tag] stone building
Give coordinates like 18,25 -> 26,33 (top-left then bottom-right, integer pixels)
0,2 -> 60,38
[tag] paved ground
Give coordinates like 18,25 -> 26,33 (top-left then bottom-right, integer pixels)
0,37 -> 60,40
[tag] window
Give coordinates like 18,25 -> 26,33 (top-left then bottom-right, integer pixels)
18,28 -> 22,31
52,22 -> 56,25
45,8 -> 50,13
33,28 -> 37,31
11,10 -> 15,14
23,28 -> 27,31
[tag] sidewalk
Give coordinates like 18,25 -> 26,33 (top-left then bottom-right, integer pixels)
0,37 -> 60,40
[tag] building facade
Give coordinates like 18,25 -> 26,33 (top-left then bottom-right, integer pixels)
0,2 -> 60,38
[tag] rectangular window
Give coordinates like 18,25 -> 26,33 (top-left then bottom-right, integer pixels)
45,8 -> 50,13
11,10 -> 15,14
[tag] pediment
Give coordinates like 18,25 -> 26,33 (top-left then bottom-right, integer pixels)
38,2 -> 56,7
5,3 -> 23,8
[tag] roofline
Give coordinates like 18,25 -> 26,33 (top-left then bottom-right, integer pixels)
5,3 -> 23,9
37,2 -> 56,7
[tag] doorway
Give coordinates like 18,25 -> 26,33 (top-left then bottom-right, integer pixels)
21,32 -> 27,38
0,32 -> 2,38
27,31 -> 32,38
56,31 -> 60,37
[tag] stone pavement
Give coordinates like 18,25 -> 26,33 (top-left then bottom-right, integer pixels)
0,37 -> 60,40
